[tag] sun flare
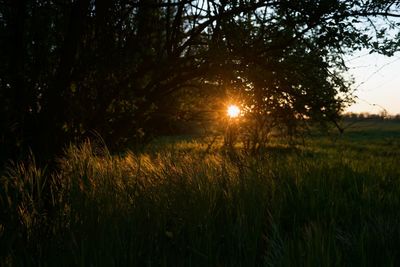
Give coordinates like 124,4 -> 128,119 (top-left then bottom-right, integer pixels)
227,105 -> 240,118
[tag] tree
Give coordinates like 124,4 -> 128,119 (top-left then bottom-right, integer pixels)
186,0 -> 400,151
1,0 -> 400,163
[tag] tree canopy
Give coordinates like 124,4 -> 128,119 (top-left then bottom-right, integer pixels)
1,0 -> 400,162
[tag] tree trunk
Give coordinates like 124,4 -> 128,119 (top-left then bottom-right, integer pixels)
38,0 -> 91,162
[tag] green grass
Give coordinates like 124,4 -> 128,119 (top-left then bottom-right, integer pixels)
1,121 -> 400,266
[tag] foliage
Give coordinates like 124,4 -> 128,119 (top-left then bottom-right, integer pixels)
1,0 -> 400,161
1,122 -> 400,266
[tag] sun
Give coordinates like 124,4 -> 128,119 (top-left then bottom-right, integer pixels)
227,105 -> 240,118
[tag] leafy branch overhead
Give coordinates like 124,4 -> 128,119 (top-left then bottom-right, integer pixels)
1,0 -> 400,160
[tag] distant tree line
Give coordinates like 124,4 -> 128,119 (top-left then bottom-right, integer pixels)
343,112 -> 400,121
1,0 -> 400,164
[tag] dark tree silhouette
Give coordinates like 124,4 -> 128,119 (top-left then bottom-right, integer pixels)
1,0 -> 400,163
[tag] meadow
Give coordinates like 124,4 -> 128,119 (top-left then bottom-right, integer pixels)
1,119 -> 400,266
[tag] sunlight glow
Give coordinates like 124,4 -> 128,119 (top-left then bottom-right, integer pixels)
227,105 -> 240,118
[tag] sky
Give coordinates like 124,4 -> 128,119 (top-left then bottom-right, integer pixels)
345,50 -> 400,115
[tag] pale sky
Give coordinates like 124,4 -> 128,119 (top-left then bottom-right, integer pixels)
345,51 -> 400,115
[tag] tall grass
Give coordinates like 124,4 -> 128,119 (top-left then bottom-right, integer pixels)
1,131 -> 400,266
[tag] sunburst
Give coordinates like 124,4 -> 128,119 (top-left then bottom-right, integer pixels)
227,105 -> 240,118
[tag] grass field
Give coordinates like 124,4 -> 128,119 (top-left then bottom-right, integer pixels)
1,120 -> 400,266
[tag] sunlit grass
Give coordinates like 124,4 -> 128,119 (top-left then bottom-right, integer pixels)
1,124 -> 400,266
